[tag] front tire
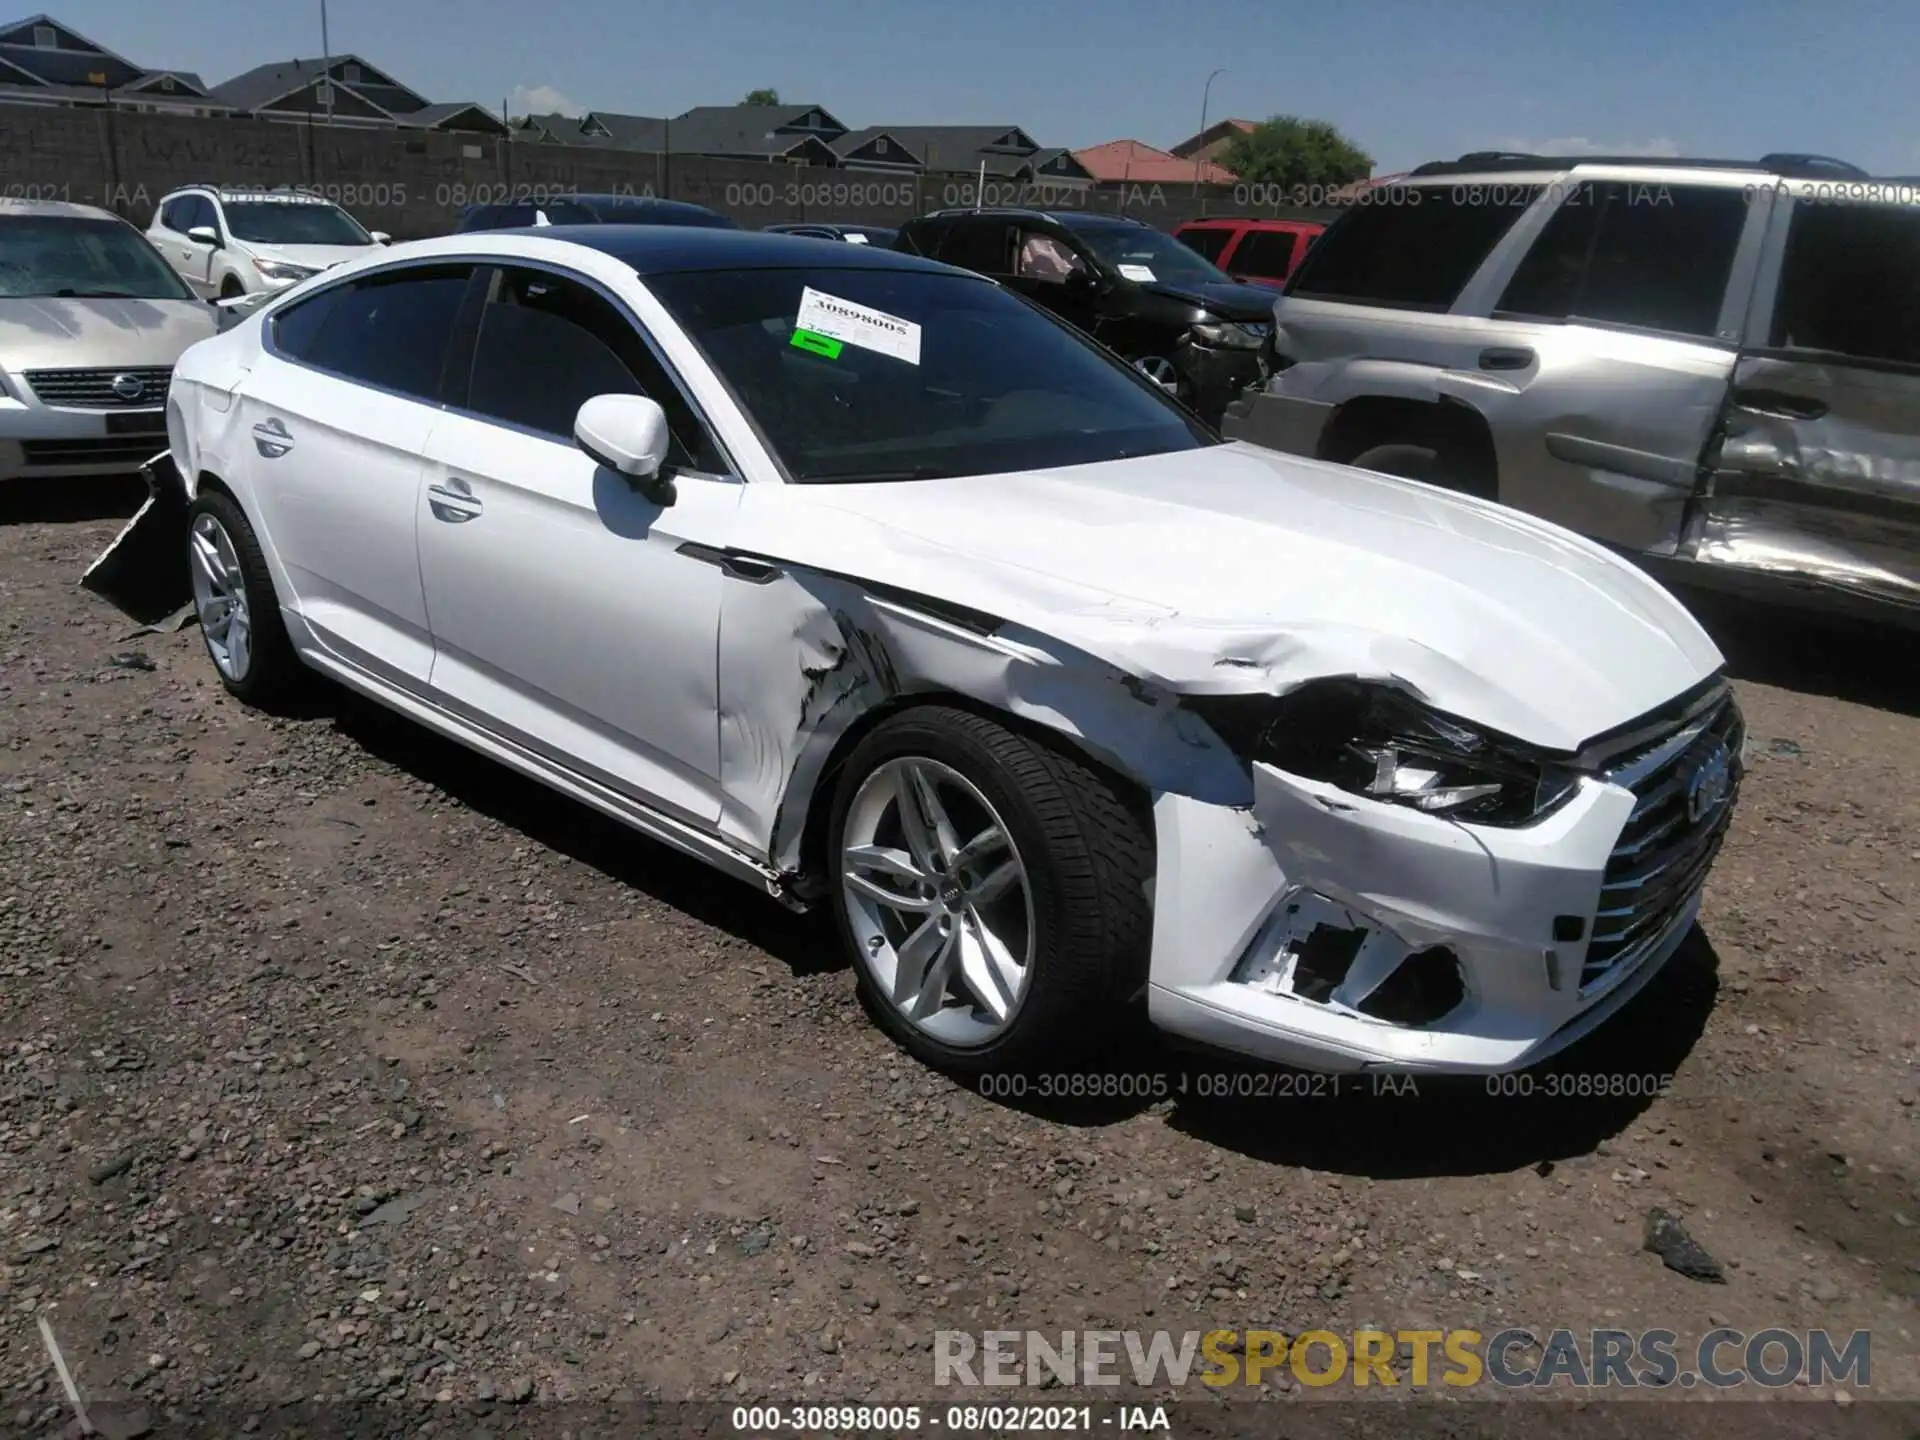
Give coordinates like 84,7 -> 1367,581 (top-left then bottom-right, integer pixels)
186,490 -> 301,704
827,706 -> 1153,1075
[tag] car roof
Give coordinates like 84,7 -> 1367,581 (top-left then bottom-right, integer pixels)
909,207 -> 1148,231
1177,216 -> 1322,229
170,185 -> 338,205
1403,151 -> 1872,182
0,198 -> 123,223
406,225 -> 960,276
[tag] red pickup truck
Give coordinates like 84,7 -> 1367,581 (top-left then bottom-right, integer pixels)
1173,217 -> 1323,289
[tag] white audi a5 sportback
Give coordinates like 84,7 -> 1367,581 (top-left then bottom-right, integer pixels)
165,227 -> 1743,1076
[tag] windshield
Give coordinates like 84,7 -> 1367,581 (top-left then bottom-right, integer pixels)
222,201 -> 372,246
1066,222 -> 1234,288
0,215 -> 195,300
648,265 -> 1214,483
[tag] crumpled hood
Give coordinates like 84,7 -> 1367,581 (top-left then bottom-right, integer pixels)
741,442 -> 1724,752
1142,279 -> 1274,322
0,296 -> 217,372
245,241 -> 378,272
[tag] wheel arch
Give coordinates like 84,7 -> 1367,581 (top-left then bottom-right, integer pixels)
786,688 -> 1161,904
1317,392 -> 1499,490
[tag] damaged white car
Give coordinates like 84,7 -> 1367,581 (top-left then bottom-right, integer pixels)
162,228 -> 1744,1075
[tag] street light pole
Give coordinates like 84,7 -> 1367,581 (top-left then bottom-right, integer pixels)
1195,67 -> 1228,199
320,0 -> 333,127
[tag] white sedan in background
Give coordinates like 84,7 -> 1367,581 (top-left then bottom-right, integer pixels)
163,227 -> 1742,1076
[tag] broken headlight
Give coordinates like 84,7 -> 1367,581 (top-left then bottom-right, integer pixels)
1189,679 -> 1580,826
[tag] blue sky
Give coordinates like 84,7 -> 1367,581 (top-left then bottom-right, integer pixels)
54,0 -> 1920,175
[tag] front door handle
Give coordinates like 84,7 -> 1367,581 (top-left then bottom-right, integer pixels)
427,481 -> 483,522
251,418 -> 292,457
1734,388 -> 1828,421
1479,346 -> 1535,371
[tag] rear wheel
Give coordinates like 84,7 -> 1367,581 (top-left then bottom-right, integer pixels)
827,707 -> 1153,1075
186,489 -> 301,704
1348,440 -> 1496,501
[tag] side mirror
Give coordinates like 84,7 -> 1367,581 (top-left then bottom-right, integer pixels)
370,231 -> 391,245
575,393 -> 675,505
187,225 -> 220,247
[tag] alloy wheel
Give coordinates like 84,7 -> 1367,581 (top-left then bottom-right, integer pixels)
840,757 -> 1036,1047
189,511 -> 252,682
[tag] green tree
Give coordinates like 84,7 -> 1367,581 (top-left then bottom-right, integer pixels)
741,88 -> 781,106
1219,115 -> 1373,190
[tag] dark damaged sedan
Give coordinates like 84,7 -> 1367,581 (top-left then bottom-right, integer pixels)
894,208 -> 1272,424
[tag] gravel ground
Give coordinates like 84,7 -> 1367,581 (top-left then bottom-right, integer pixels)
0,479 -> 1916,1434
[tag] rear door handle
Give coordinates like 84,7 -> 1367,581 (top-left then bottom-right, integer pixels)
1733,388 -> 1828,421
427,481 -> 483,522
1479,346 -> 1535,371
251,418 -> 292,457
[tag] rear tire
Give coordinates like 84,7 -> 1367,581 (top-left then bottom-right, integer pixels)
827,706 -> 1153,1076
1348,441 -> 1496,501
186,489 -> 302,705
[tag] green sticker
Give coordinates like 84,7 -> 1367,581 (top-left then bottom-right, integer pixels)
791,327 -> 843,358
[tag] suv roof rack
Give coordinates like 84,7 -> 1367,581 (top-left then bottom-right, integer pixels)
1406,151 -> 1869,181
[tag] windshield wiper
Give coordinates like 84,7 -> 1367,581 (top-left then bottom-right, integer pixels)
803,465 -> 956,484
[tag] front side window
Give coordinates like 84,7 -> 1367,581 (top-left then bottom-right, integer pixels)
1769,201 -> 1920,367
1497,182 -> 1747,338
222,200 -> 372,246
271,264 -> 471,400
646,265 -> 1213,484
0,216 -> 196,300
459,266 -> 720,469
1289,185 -> 1539,309
1013,228 -> 1086,282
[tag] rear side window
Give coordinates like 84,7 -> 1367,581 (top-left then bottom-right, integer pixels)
1289,186 -> 1539,309
1769,201 -> 1920,367
937,217 -> 1018,275
273,264 -> 471,400
1178,226 -> 1233,263
1228,229 -> 1301,279
1498,183 -> 1748,339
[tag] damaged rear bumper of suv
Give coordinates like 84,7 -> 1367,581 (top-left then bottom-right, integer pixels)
1146,682 -> 1743,1073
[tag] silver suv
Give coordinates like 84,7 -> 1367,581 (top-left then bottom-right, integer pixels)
1227,152 -> 1920,626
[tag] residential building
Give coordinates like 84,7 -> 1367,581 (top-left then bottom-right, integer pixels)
1073,139 -> 1236,185
212,55 -> 504,134
831,125 -> 1091,184
0,12 -> 228,115
515,102 -> 846,164
1170,117 -> 1255,166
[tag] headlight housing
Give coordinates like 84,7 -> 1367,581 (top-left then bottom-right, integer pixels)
253,258 -> 317,282
1191,320 -> 1268,350
1188,679 -> 1581,827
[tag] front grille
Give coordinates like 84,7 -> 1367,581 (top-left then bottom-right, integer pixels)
1582,689 -> 1745,993
18,435 -> 168,468
24,366 -> 172,409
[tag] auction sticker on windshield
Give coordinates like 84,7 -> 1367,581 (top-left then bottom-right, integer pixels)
795,286 -> 922,365
1117,263 -> 1156,282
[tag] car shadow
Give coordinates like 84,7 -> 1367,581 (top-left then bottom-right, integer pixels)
974,928 -> 1721,1180
1676,585 -> 1920,718
320,685 -> 844,979
0,472 -> 148,525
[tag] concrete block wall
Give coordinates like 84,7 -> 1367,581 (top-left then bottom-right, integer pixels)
0,104 -> 1340,238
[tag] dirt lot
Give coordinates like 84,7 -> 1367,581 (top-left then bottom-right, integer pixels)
0,480 -> 1916,1434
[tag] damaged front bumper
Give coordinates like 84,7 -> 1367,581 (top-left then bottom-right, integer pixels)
1146,689 -> 1742,1073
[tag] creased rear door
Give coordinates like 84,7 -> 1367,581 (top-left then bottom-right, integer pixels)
1690,192 -> 1920,615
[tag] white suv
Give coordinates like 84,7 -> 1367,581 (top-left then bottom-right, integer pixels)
147,187 -> 389,300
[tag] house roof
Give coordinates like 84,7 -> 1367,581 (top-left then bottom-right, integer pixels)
666,102 -> 847,155
0,76 -> 230,108
212,54 -> 425,115
395,100 -> 505,133
1168,117 -> 1256,159
1072,139 -> 1235,184
852,124 -> 1041,173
